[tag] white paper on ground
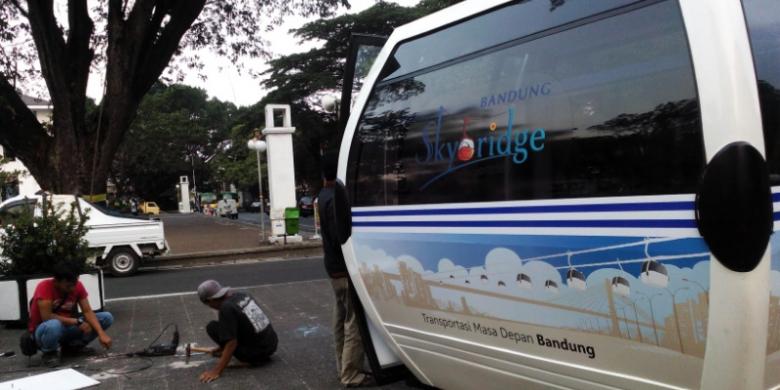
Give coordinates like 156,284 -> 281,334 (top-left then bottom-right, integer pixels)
0,368 -> 100,390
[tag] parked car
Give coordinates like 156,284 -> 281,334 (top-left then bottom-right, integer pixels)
297,196 -> 314,217
247,198 -> 270,214
0,194 -> 168,276
138,201 -> 160,216
216,198 -> 238,219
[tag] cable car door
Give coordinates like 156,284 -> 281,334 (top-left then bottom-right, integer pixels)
334,33 -> 414,385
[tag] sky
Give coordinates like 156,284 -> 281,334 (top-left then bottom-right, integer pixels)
81,0 -> 420,107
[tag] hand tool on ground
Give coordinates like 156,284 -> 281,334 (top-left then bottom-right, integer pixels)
185,343 -> 213,364
135,324 -> 179,357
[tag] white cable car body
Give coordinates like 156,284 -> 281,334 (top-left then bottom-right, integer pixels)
566,268 -> 588,290
611,276 -> 631,297
336,0 -> 780,388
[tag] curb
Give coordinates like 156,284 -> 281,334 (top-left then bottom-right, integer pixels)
161,241 -> 322,260
146,241 -> 323,268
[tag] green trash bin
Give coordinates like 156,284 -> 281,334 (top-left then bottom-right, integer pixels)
284,207 -> 300,235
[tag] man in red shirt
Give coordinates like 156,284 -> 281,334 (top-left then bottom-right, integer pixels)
28,264 -> 113,366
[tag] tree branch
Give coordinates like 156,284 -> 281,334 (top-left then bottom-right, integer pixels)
8,0 -> 29,18
0,76 -> 52,185
26,1 -> 68,106
133,0 -> 206,98
65,0 -> 95,114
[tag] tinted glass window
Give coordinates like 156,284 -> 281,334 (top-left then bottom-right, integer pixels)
348,0 -> 704,207
0,201 -> 35,225
742,0 -> 780,178
383,0 -> 641,80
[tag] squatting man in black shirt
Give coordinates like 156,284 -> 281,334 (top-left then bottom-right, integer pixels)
197,279 -> 278,383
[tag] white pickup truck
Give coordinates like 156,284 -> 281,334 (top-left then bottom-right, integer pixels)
0,194 -> 167,276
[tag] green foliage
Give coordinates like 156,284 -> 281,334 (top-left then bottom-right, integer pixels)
209,0 -> 462,192
119,1 -> 463,201
113,83 -> 236,207
261,1 -> 463,100
0,200 -> 91,276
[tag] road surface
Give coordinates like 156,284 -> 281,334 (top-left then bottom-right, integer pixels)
106,256 -> 327,299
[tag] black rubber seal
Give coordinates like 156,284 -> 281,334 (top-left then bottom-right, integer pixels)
334,179 -> 353,245
695,142 -> 773,272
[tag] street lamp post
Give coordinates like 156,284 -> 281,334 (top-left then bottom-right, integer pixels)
247,131 -> 267,242
666,287 -> 689,354
189,151 -> 198,212
682,278 -> 709,307
636,292 -> 663,346
630,301 -> 643,344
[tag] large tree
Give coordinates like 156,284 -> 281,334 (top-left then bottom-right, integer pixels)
262,0 -> 462,103
0,0 -> 348,195
211,0 -> 462,190
111,83 -> 234,207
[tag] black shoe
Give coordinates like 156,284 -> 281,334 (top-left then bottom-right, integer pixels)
41,351 -> 60,367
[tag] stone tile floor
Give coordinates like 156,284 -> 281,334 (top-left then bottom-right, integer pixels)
0,279 -> 416,389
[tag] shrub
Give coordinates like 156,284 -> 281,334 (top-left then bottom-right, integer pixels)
0,199 -> 92,276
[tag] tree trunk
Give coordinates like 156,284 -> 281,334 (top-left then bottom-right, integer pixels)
0,0 -> 207,196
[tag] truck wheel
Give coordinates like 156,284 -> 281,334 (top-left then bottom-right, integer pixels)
108,248 -> 139,276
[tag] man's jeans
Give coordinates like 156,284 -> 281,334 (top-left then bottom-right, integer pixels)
34,312 -> 113,353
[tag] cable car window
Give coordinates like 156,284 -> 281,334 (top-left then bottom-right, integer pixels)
348,0 -> 703,207
382,0 -> 640,81
742,0 -> 780,179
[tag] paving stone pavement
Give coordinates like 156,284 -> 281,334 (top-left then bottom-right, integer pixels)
161,213 -> 317,255
0,279 -> 416,389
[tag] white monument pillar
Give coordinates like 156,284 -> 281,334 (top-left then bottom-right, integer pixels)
178,176 -> 192,213
262,104 -> 302,243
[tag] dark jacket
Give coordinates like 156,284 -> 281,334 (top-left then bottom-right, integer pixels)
318,186 -> 348,277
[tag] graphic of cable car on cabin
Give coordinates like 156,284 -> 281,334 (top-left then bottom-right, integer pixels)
516,273 -> 533,289
639,240 -> 670,288
565,251 -> 587,291
435,237 -> 688,297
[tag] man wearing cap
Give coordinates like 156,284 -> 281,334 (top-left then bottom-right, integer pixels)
197,280 -> 278,383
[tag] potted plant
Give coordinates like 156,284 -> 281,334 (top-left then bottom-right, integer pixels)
0,196 -> 105,323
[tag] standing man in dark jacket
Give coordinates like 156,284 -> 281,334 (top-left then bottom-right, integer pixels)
318,151 -> 372,387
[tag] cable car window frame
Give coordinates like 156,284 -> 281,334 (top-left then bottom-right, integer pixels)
347,0 -> 704,207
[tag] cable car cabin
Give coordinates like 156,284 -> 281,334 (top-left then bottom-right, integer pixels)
544,280 -> 559,294
336,0 -> 780,388
611,276 -> 631,297
566,268 -> 587,291
641,260 -> 670,288
516,273 -> 533,289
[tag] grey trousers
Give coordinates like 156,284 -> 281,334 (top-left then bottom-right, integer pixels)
331,277 -> 368,385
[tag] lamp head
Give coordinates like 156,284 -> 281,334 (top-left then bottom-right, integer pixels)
321,95 -> 340,113
247,139 -> 267,152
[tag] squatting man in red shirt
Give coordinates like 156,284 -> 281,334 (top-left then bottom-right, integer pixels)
27,263 -> 113,366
